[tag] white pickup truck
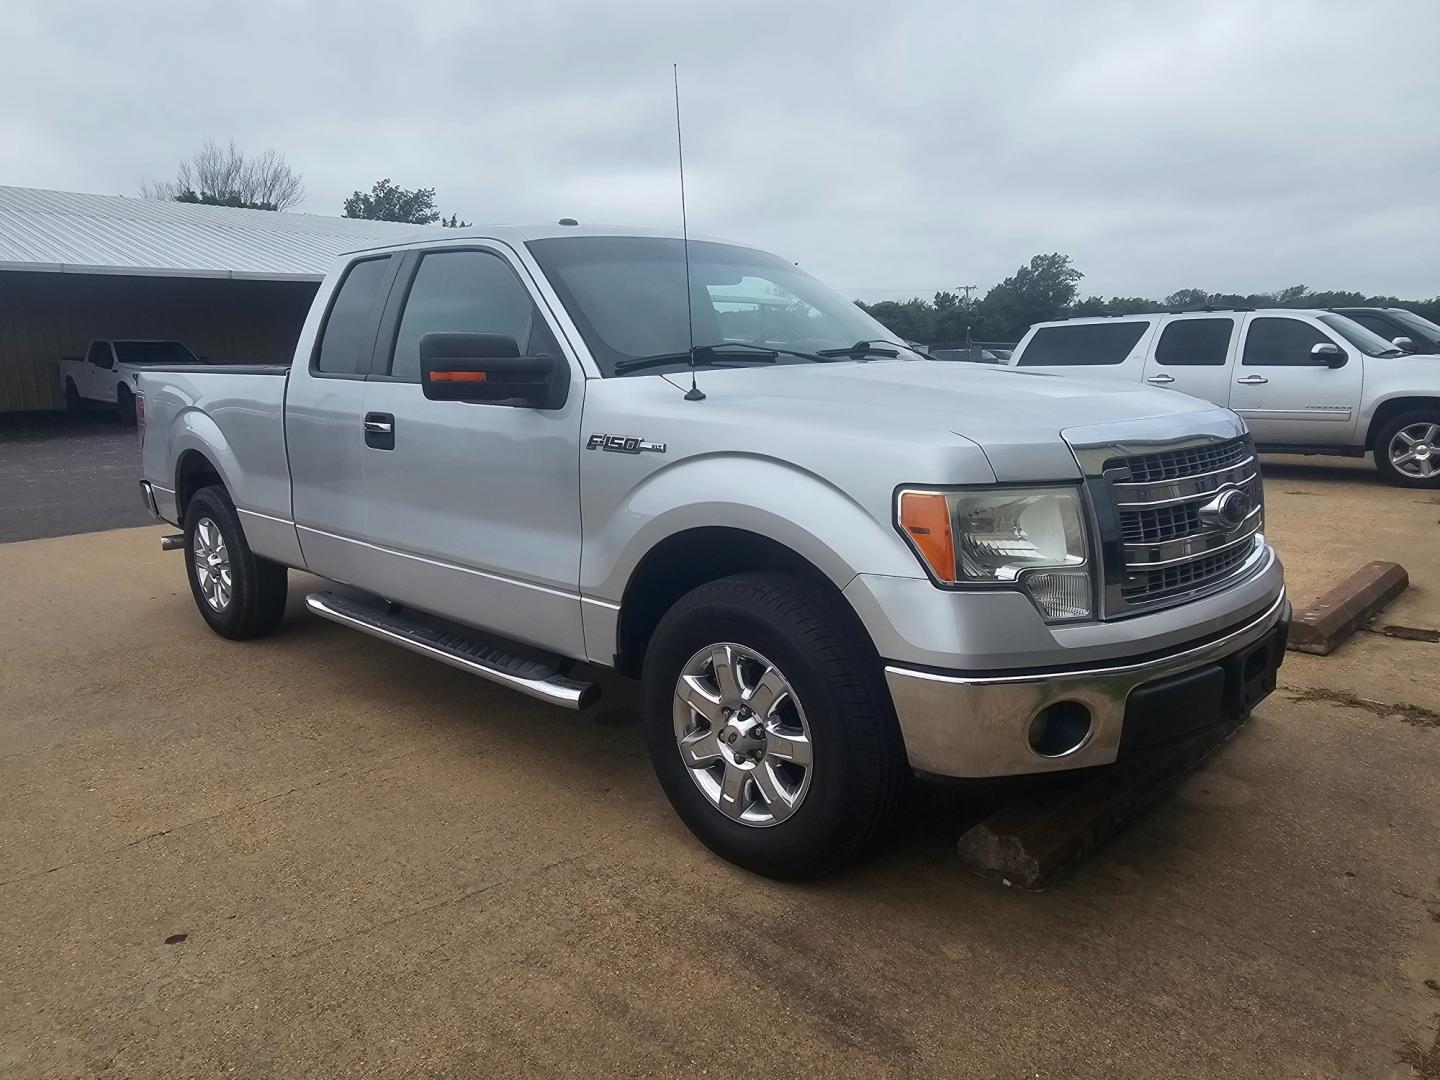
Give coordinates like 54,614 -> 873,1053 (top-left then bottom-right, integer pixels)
1006,310 -> 1440,486
136,224 -> 1289,877
60,339 -> 201,424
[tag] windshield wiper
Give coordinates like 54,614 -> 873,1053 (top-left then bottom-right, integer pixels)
614,341 -> 826,374
814,339 -> 928,361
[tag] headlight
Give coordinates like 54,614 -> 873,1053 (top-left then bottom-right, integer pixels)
898,487 -> 1092,621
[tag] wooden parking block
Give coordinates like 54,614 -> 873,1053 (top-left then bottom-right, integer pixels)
955,713 -> 1247,890
1287,561 -> 1409,656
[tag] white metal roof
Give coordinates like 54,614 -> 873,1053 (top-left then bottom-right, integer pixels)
0,185 -> 429,281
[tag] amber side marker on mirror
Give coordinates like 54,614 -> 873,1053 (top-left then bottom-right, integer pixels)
429,371 -> 488,383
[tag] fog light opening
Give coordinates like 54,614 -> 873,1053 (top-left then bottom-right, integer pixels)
1028,701 -> 1094,758
1242,646 -> 1269,683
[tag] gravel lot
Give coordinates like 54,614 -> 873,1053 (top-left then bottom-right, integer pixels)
1,454 -> 1437,1078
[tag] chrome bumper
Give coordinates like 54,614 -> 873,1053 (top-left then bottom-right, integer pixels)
885,589 -> 1289,779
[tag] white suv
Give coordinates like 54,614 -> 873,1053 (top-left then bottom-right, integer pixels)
1006,309 -> 1440,487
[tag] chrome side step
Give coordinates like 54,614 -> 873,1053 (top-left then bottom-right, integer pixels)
160,534 -> 185,551
304,592 -> 598,710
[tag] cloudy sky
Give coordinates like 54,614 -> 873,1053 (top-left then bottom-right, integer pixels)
4,0 -> 1437,301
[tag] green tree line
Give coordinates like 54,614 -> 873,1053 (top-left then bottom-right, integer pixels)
857,253 -> 1440,344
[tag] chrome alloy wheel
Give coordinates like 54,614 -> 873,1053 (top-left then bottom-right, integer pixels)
1389,422 -> 1440,479
672,643 -> 814,827
192,517 -> 233,612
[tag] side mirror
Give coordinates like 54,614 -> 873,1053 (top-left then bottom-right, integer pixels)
419,332 -> 566,409
1392,336 -> 1416,353
1311,342 -> 1347,369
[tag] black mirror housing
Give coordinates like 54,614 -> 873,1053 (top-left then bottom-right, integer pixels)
419,332 -> 567,409
1311,342 -> 1347,369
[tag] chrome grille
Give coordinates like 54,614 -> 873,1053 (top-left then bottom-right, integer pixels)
1096,435 -> 1265,616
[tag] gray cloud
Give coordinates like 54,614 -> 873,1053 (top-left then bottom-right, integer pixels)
3,0 -> 1436,300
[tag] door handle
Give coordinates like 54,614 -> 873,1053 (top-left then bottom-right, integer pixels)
1146,373 -> 1175,385
1235,375 -> 1269,385
364,412 -> 395,450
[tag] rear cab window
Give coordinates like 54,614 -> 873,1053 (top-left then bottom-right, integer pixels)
313,255 -> 396,376
1017,322 -> 1148,366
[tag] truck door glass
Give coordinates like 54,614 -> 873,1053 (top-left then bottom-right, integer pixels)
86,341 -> 114,369
1154,319 -> 1233,366
1241,318 -> 1332,366
388,250 -> 557,382
1017,322 -> 1146,366
313,256 -> 394,375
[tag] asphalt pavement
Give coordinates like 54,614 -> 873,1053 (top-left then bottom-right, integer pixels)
0,413 -> 149,542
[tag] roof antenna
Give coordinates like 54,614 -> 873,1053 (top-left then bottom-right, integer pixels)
673,64 -> 705,402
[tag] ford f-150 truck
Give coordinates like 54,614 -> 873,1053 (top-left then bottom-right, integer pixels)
60,339 -> 202,423
136,224 -> 1289,878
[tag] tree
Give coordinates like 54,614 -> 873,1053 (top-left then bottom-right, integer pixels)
342,178 -> 469,227
977,253 -> 1084,340
141,140 -> 303,211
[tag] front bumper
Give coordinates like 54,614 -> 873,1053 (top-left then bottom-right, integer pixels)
885,589 -> 1290,778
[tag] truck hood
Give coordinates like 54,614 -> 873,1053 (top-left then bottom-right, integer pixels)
663,360 -> 1234,481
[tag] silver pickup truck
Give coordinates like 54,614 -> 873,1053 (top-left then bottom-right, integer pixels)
137,224 -> 1289,878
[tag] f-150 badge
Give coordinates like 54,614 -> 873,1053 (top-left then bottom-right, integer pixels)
586,434 -> 667,455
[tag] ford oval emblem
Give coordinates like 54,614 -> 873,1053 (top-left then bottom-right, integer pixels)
1199,486 -> 1253,529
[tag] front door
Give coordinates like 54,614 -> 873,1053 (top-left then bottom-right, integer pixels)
84,341 -> 115,401
1139,314 -> 1237,407
1230,315 -> 1363,446
359,245 -> 586,657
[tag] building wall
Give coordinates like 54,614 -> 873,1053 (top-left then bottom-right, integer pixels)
0,271 -> 318,411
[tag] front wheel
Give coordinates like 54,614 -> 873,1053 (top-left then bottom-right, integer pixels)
64,379 -> 85,414
642,572 -> 907,879
183,485 -> 288,640
1374,412 -> 1440,487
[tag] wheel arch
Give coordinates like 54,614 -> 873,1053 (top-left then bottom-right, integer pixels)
1365,395 -> 1440,450
174,448 -> 225,524
613,527 -> 865,678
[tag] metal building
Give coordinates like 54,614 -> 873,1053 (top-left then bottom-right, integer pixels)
0,186 -> 422,412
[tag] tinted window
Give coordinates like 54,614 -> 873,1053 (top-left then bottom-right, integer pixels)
86,341 -> 112,367
1241,317 -> 1331,366
1345,313 -> 1391,338
1391,309 -> 1440,344
389,250 -> 557,382
1154,318 -> 1233,366
113,341 -> 199,365
1018,322 -> 1147,366
314,256 -> 392,375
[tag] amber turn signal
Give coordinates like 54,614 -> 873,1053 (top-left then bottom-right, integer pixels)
428,370 -> 488,383
898,491 -> 957,584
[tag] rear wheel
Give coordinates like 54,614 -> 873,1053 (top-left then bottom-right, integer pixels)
1374,412 -> 1440,487
183,485 -> 288,639
116,385 -> 137,426
642,572 -> 907,879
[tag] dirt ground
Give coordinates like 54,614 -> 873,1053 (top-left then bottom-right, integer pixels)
1,454 -> 1438,1079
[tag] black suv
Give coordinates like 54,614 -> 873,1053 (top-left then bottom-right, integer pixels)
1330,307 -> 1440,354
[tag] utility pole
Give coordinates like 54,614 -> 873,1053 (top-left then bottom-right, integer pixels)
957,284 -> 979,302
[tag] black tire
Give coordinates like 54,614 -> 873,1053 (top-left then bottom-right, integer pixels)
183,485 -> 288,640
64,379 -> 85,414
642,572 -> 908,879
1373,411 -> 1440,488
116,385 -> 137,426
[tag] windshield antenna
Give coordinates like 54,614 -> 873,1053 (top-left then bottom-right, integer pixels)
673,64 -> 705,401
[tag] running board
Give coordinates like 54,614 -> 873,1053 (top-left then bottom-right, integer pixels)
304,592 -> 598,710
160,534 -> 185,551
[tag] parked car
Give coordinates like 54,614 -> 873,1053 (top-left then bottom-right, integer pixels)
59,339 -> 202,424
1329,306 -> 1440,355
1006,310 -> 1440,486
136,225 -> 1288,878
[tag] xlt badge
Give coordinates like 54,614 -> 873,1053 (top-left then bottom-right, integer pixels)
586,434 -> 667,455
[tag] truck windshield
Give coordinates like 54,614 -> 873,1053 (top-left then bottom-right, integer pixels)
1391,309 -> 1440,344
113,341 -> 200,365
526,236 -> 910,377
1316,315 -> 1403,358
